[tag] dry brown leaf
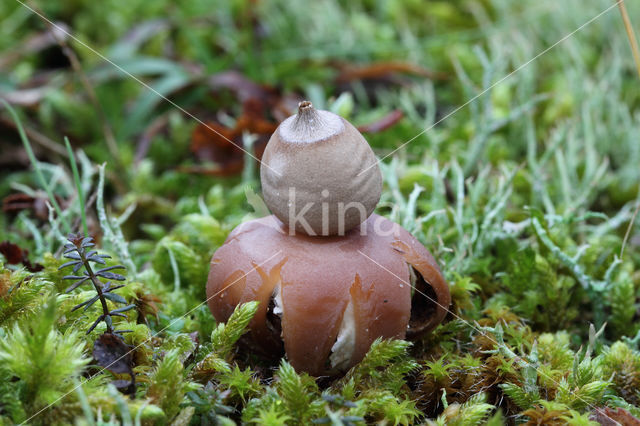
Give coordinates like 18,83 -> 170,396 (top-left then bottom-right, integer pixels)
335,61 -> 447,83
357,109 -> 404,133
93,333 -> 136,395
590,407 -> 640,426
0,240 -> 43,272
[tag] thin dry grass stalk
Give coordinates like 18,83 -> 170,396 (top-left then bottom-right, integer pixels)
617,0 -> 640,259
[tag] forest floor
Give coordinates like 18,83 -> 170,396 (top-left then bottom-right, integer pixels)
1,0 -> 640,424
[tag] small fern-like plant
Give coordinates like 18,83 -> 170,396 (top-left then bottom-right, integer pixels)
59,233 -> 133,335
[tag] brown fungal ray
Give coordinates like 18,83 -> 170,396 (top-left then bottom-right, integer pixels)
206,214 -> 450,375
391,236 -> 451,338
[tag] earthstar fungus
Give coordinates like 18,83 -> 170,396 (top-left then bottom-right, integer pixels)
206,102 -> 450,375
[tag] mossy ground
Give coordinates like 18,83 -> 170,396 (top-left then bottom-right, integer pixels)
1,0 -> 640,424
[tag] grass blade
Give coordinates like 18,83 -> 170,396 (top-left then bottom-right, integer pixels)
65,136 -> 88,236
1,99 -> 71,234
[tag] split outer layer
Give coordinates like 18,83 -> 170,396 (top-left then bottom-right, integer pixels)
206,214 -> 450,375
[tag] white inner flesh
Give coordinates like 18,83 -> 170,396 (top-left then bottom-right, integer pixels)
329,298 -> 356,370
409,265 -> 417,297
273,283 -> 283,316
